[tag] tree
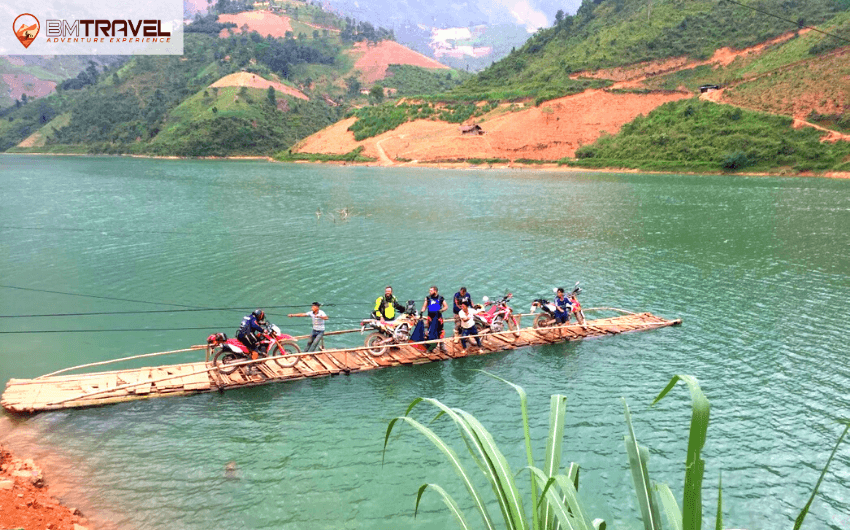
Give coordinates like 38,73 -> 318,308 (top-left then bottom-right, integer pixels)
266,86 -> 276,106
345,76 -> 361,96
369,84 -> 384,104
555,9 -> 564,24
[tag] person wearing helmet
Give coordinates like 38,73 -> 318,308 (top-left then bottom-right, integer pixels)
237,309 -> 268,354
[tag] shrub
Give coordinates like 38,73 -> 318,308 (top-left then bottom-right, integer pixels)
720,151 -> 750,171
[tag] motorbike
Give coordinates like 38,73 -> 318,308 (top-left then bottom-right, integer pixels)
206,323 -> 301,374
360,300 -> 419,356
569,283 -> 586,325
473,293 -> 519,337
530,283 -> 585,333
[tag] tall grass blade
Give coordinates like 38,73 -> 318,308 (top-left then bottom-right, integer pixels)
566,462 -> 580,491
408,398 -> 524,530
715,472 -> 722,530
457,409 -> 529,530
623,400 -> 662,530
415,484 -> 473,530
528,467 -> 588,530
406,398 -> 514,528
478,370 -> 540,530
653,482 -> 683,530
652,375 -> 709,530
542,395 -> 568,530
384,414 -> 497,530
556,463 -> 582,530
793,422 -> 850,530
530,472 -> 580,530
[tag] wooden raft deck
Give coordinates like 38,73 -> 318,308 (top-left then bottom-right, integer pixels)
2,312 -> 680,414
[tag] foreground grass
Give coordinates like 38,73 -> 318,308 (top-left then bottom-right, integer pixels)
384,372 -> 848,530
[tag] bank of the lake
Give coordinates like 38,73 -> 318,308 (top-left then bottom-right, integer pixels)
5,151 -> 850,179
1,156 -> 849,530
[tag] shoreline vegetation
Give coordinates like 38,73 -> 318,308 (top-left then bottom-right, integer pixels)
4,151 -> 849,179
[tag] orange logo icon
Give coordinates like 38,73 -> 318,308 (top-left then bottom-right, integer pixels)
14,13 -> 39,49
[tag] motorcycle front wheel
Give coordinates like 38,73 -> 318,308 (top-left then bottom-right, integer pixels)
213,347 -> 243,375
364,332 -> 390,357
268,340 -> 301,368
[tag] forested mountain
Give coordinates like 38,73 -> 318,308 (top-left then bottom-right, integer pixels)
290,0 -> 850,173
3,0 -> 849,173
0,2 -> 465,156
455,0 -> 849,99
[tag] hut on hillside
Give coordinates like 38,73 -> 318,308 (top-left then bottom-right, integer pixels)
460,124 -> 484,136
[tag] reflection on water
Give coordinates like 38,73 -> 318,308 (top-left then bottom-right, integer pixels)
1,157 -> 849,529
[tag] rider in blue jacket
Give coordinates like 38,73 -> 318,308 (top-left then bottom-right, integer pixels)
553,288 -> 573,324
237,309 -> 267,353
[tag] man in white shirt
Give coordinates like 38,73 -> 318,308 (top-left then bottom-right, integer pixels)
457,301 -> 482,351
288,302 -> 329,352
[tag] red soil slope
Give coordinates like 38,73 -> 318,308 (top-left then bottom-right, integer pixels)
349,40 -> 449,84
295,89 -> 689,163
297,28 -> 848,165
218,11 -> 293,38
2,73 -> 56,101
210,72 -> 309,100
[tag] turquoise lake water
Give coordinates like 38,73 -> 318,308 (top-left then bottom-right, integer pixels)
0,155 -> 848,529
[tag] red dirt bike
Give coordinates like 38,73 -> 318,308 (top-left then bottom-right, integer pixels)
206,323 -> 301,374
360,300 -> 420,356
531,283 -> 586,334
568,283 -> 586,324
473,293 -> 519,337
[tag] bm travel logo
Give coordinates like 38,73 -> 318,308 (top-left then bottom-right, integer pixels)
2,0 -> 183,55
13,13 -> 38,48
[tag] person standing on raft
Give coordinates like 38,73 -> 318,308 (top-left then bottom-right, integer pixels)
452,286 -> 472,337
421,285 -> 448,352
288,302 -> 328,352
373,286 -> 405,322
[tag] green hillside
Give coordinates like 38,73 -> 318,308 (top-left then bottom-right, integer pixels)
641,11 -> 850,92
0,3 -> 459,157
454,0 -> 848,100
146,86 -> 342,156
564,99 -> 850,173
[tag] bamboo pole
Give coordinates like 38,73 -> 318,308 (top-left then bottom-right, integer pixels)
38,346 -> 207,379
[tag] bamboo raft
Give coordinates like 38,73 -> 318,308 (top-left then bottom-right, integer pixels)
2,310 -> 680,414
